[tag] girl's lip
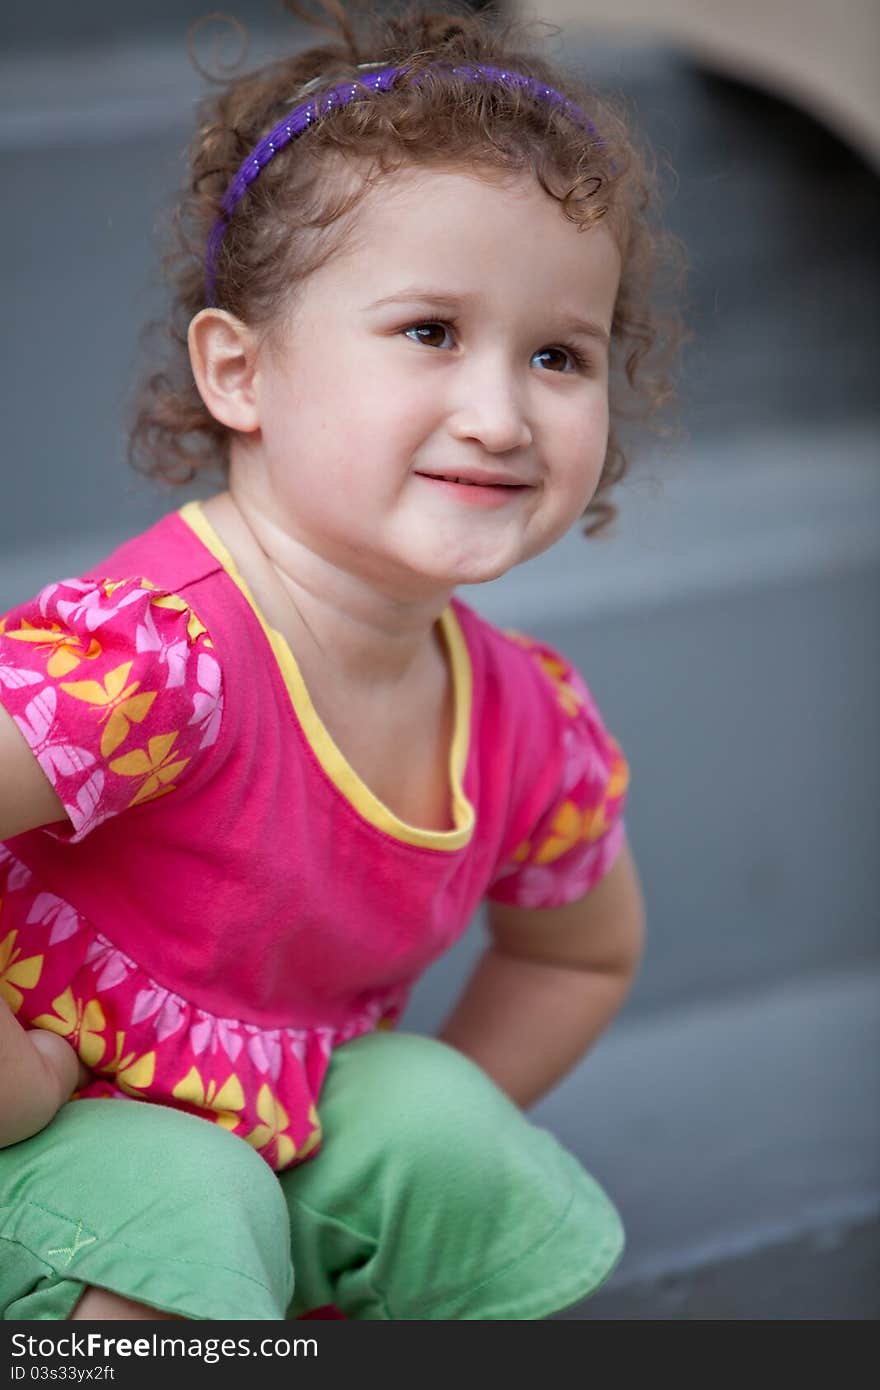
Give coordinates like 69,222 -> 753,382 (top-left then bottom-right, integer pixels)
414,470 -> 531,488
415,474 -> 531,507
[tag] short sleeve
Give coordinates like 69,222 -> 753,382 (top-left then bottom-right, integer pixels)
486,631 -> 629,910
0,574 -> 223,843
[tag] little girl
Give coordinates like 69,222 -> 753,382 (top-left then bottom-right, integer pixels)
0,1 -> 678,1321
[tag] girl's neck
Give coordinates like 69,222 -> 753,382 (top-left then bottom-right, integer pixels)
201,489 -> 452,693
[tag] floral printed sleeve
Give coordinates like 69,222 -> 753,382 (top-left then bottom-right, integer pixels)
0,575 -> 223,843
487,632 -> 629,910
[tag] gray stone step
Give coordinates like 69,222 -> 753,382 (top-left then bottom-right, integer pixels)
523,963 -> 880,1318
565,1212 -> 880,1319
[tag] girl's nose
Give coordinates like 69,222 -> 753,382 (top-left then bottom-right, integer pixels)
446,362 -> 533,454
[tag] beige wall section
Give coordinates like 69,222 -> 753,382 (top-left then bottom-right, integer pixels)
513,0 -> 880,166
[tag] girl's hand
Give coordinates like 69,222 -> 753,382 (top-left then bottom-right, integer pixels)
30,1028 -> 92,1093
0,1002 -> 84,1148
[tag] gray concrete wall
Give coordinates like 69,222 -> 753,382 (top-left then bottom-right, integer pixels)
519,0 -> 880,166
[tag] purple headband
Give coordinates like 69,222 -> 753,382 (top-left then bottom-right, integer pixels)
204,60 -> 603,304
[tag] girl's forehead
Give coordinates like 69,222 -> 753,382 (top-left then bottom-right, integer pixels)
359,161 -> 546,215
334,163 -> 616,271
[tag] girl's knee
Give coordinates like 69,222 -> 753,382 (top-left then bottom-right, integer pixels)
319,1031 -> 531,1181
2,1098 -> 292,1260
26,1099 -> 283,1214
327,1032 -> 511,1129
1,1100 -> 293,1322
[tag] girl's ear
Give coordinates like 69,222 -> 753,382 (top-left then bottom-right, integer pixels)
188,309 -> 261,433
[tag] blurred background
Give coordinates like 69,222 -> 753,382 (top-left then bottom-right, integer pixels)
2,0 -> 878,1318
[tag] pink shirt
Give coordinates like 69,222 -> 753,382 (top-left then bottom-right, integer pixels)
0,503 -> 628,1170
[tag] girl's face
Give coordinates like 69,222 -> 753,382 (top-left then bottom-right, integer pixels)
241,165 -> 621,595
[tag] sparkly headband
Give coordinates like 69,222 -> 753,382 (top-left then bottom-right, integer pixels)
204,60 -> 603,304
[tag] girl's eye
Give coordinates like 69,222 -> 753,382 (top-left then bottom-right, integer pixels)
531,345 -> 588,374
403,322 -> 455,350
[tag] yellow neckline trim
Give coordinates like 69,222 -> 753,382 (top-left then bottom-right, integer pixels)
179,500 -> 475,851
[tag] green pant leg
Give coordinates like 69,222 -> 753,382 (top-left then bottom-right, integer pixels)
1,1099 -> 293,1321
280,1031 -> 624,1320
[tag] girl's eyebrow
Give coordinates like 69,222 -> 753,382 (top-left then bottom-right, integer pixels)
363,287 -> 610,345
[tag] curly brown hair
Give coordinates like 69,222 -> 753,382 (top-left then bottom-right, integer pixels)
129,0 -> 685,536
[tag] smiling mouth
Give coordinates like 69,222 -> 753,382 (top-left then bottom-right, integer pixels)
416,472 -> 529,489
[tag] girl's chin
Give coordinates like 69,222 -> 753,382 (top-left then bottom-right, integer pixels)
409,553 -> 520,587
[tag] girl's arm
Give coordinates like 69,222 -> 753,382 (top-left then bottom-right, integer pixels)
0,704 -> 69,840
437,839 -> 646,1108
0,999 -> 87,1146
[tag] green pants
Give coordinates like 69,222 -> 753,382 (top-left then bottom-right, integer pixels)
1,1032 -> 623,1320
